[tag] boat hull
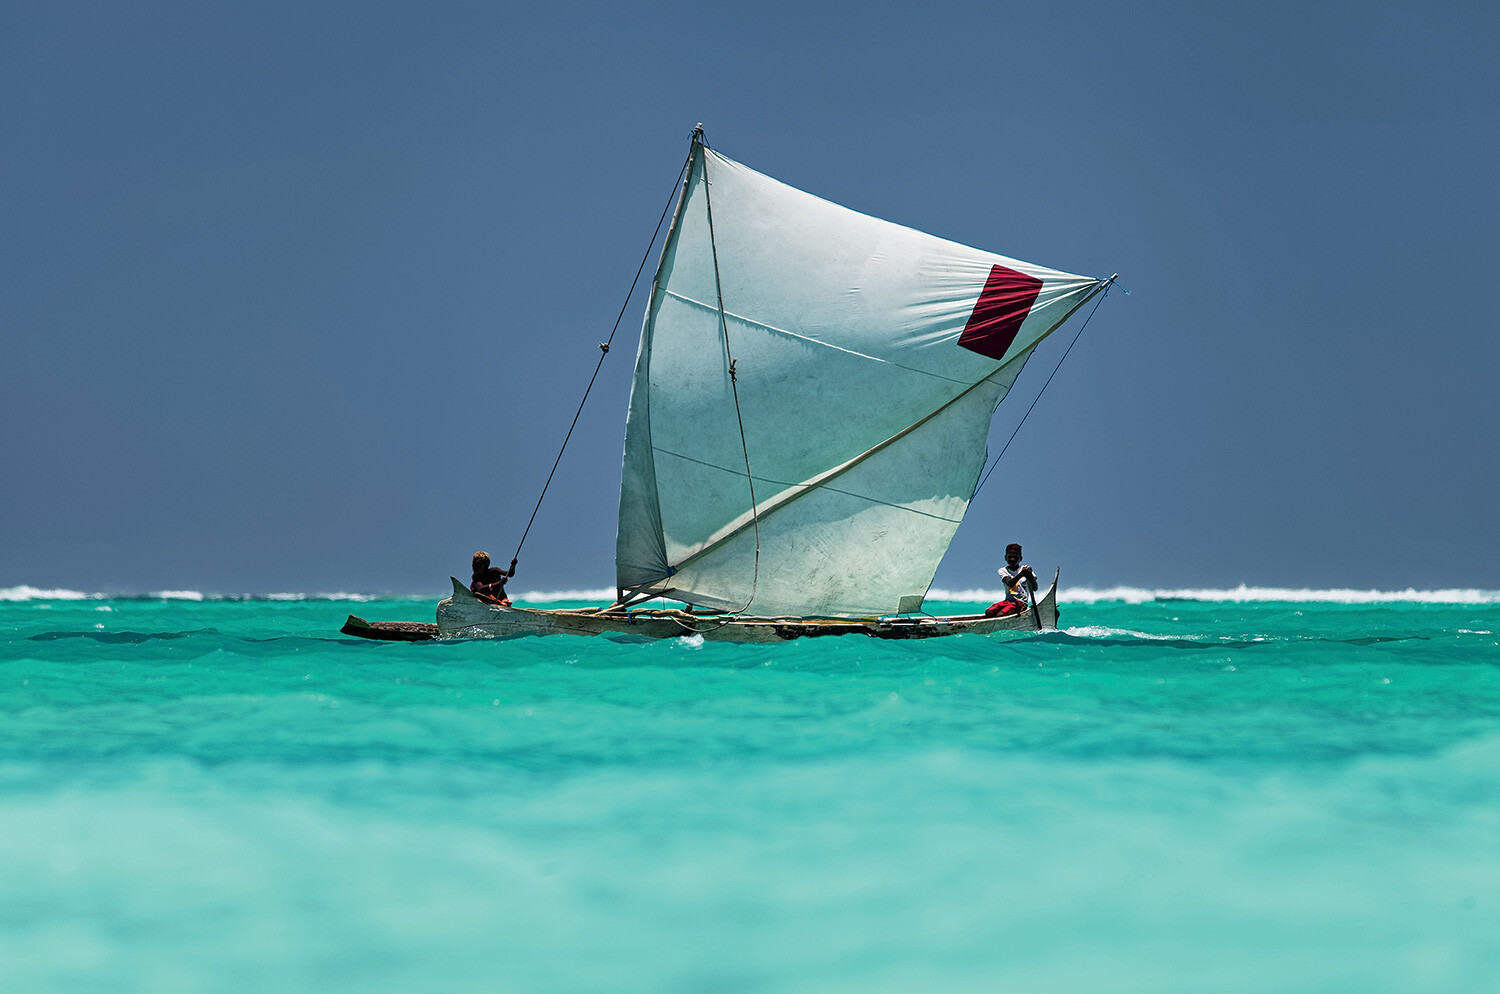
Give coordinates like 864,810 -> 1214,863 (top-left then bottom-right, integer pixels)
435,573 -> 1060,643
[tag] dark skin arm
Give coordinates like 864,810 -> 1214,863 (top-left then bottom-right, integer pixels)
471,559 -> 517,602
1003,557 -> 1037,596
473,564 -> 514,605
1003,554 -> 1036,585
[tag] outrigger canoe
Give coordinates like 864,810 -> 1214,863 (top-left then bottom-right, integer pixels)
342,127 -> 1107,643
429,571 -> 1059,643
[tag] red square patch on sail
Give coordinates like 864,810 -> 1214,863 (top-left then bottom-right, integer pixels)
957,265 -> 1043,360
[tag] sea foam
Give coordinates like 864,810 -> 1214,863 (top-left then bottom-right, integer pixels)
0,586 -> 95,601
1050,586 -> 1500,605
3,584 -> 1496,605
519,587 -> 1500,607
513,586 -> 1500,607
3,594 -> 1498,993
0,587 -> 388,603
516,588 -> 619,604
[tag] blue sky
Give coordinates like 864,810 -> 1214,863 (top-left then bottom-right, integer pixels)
3,1 -> 1496,595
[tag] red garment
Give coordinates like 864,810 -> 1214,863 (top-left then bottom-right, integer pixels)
471,584 -> 512,607
984,600 -> 1023,618
471,566 -> 512,603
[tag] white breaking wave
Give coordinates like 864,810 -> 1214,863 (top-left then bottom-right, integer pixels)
1053,586 -> 1500,605
0,586 -> 95,601
1062,625 -> 1184,640
262,592 -> 385,602
508,586 -> 1500,606
3,584 -> 1495,605
514,588 -> 618,604
0,586 -> 394,603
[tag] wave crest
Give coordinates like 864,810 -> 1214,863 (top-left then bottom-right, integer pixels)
0,586 -> 95,601
1,587 -> 391,603
4,584 -> 1496,606
1050,586 -> 1500,605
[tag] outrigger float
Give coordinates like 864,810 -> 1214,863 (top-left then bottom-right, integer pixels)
343,127 -> 1109,644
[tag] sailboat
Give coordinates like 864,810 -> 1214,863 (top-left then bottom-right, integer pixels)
359,128 -> 1110,642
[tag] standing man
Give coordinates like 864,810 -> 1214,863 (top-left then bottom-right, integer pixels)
985,543 -> 1037,618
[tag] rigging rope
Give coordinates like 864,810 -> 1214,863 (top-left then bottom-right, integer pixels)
510,154 -> 692,565
972,276 -> 1117,498
671,134 -> 763,634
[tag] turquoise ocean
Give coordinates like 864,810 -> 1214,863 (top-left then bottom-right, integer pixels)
3,585 -> 1499,992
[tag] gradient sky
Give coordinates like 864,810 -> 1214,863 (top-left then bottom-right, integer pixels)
4,1 -> 1496,596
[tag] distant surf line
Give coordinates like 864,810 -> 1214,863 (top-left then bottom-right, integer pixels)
1045,586 -> 1500,605
0,586 -> 389,603
5,585 -> 1499,605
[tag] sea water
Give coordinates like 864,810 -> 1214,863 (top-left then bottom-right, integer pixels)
2,587 -> 1498,993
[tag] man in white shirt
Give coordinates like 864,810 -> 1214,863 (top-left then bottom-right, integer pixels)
985,543 -> 1037,618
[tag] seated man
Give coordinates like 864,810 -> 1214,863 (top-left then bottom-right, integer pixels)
985,543 -> 1037,617
470,551 -> 517,606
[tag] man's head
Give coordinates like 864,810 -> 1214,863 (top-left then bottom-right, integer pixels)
472,551 -> 491,573
1005,543 -> 1022,566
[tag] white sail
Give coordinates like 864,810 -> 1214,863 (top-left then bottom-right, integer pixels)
616,141 -> 1105,618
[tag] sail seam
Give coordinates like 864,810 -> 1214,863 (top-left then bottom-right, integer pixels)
649,446 -> 965,524
663,367 -> 1023,578
659,287 -> 978,386
659,283 -> 1099,387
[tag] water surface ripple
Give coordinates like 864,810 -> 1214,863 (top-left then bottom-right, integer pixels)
2,595 -> 1498,992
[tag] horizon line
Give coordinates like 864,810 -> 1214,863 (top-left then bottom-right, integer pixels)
5,584 -> 1499,606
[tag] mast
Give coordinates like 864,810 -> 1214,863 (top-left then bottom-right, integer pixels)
613,128 -> 705,606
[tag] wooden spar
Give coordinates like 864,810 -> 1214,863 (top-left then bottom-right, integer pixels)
340,615 -> 439,642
